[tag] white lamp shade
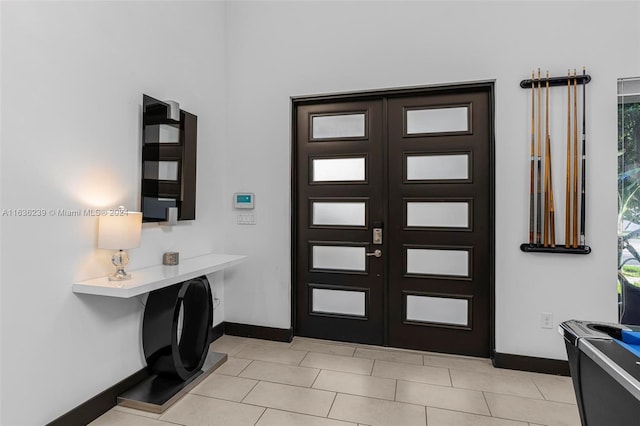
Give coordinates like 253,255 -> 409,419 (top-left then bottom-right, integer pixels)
98,212 -> 142,249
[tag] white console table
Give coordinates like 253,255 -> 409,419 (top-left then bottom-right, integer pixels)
73,253 -> 247,413
73,253 -> 247,298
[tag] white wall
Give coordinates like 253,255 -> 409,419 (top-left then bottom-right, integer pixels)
2,1 -> 640,423
223,1 -> 640,359
0,1 -> 227,424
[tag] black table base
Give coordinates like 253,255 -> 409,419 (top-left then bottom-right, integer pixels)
117,276 -> 226,413
117,351 -> 226,413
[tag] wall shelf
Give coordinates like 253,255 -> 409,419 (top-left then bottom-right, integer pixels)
73,253 -> 247,298
142,94 -> 198,223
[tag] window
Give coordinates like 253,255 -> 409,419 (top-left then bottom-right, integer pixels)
618,78 -> 640,324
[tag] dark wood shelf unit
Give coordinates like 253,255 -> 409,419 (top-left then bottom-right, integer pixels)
142,94 -> 197,222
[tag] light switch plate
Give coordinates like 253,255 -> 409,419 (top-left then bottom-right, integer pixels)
237,214 -> 256,225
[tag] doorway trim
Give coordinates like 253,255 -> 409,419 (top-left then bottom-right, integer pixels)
290,80 -> 495,356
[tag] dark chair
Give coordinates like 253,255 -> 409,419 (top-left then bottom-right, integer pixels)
620,277 -> 640,325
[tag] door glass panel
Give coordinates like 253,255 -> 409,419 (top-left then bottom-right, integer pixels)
312,113 -> 366,139
312,288 -> 365,316
313,202 -> 366,226
312,157 -> 365,182
406,295 -> 468,326
144,161 -> 179,181
406,248 -> 469,277
406,106 -> 468,134
407,201 -> 469,228
312,245 -> 366,271
407,154 -> 469,181
144,124 -> 180,143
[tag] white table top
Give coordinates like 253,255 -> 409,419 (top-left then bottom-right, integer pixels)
73,253 -> 247,298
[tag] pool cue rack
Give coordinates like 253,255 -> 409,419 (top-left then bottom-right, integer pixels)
519,244 -> 591,254
519,69 -> 592,255
519,74 -> 591,89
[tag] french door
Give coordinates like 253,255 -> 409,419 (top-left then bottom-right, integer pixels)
293,83 -> 494,357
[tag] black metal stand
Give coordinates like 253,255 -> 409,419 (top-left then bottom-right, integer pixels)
520,244 -> 591,255
117,276 -> 226,413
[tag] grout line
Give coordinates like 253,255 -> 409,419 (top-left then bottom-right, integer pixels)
530,377 -> 547,400
424,406 -> 538,424
297,351 -> 310,366
481,390 -> 578,405
156,419 -> 187,426
294,365 -> 373,377
354,355 -> 425,367
243,406 -> 354,424
394,379 -> 398,401
395,378 -> 487,393
329,390 -> 427,407
230,343 -> 250,357
482,391 -> 493,417
447,368 -> 453,387
252,407 -> 268,426
200,393 -> 320,420
312,383 -> 398,403
235,362 -> 322,388
234,393 -> 345,422
236,359 -> 254,376
351,349 -> 428,367
326,392 -> 338,418
240,379 -> 261,403
310,368 -> 323,388
234,375 -> 318,389
424,405 -> 429,426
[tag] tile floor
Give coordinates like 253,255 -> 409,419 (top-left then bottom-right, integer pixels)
90,335 -> 580,426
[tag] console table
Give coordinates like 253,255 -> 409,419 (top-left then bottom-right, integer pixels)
73,253 -> 247,413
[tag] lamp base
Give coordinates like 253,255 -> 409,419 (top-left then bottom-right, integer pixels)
109,250 -> 132,284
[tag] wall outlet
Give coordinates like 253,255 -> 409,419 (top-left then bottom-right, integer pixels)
541,312 -> 553,329
213,290 -> 221,308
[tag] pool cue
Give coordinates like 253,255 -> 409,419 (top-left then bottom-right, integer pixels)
543,72 -> 549,247
580,66 -> 587,246
529,71 -> 536,245
545,71 -> 556,247
565,69 -> 572,248
572,69 -> 579,248
536,68 -> 543,245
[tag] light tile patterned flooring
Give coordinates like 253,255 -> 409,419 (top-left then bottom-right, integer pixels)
91,335 -> 580,426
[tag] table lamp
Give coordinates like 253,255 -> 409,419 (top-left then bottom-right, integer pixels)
98,210 -> 142,281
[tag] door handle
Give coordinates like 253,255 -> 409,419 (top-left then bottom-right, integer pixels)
366,249 -> 382,258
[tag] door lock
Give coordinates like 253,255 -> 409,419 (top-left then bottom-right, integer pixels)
366,249 -> 382,258
373,228 -> 383,245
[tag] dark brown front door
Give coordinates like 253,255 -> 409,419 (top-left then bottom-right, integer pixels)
294,100 -> 385,344
386,89 -> 492,357
293,83 -> 493,356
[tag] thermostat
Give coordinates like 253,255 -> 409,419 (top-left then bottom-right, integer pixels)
234,193 -> 254,209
